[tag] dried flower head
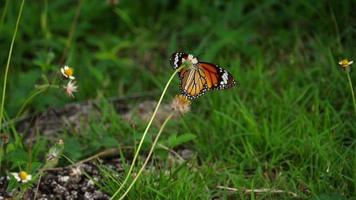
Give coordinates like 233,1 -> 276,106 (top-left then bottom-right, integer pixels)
70,166 -> 82,177
171,95 -> 191,115
60,65 -> 75,80
46,139 -> 64,162
339,59 -> 353,71
57,139 -> 64,145
11,171 -> 32,183
63,81 -> 78,98
43,139 -> 65,169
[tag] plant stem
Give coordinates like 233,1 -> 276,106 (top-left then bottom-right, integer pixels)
0,0 -> 10,32
15,87 -> 48,119
346,72 -> 356,115
110,67 -> 182,199
0,0 -> 26,131
59,0 -> 84,64
15,83 -> 59,119
118,114 -> 173,200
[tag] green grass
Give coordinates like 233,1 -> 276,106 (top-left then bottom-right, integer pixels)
0,0 -> 355,199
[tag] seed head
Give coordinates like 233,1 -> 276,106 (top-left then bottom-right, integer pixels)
171,95 -> 191,115
64,81 -> 78,98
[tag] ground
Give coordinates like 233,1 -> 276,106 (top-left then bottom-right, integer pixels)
0,1 -> 355,199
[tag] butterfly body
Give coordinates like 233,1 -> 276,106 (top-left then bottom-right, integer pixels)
170,52 -> 236,100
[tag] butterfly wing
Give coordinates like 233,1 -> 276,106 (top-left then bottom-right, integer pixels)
198,62 -> 236,90
170,52 -> 189,70
179,67 -> 207,99
170,52 -> 236,100
170,52 -> 206,99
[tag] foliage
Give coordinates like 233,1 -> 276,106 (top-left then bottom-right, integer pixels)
0,0 -> 355,199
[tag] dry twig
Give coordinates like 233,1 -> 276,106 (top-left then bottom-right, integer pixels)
217,185 -> 298,197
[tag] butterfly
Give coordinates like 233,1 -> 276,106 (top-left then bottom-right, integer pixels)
170,52 -> 236,100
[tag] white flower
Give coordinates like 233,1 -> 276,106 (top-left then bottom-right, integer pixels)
181,54 -> 198,69
339,59 -> 353,67
187,54 -> 198,64
10,171 -> 32,183
60,65 -> 75,80
63,81 -> 78,98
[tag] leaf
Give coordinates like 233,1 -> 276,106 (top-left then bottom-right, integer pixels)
166,133 -> 196,149
101,136 -> 119,148
31,162 -> 43,173
63,138 -> 82,161
312,194 -> 348,200
7,148 -> 28,167
6,175 -> 20,192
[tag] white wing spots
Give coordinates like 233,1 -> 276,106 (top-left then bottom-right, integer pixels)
174,56 -> 179,68
174,54 -> 236,99
218,68 -> 229,89
173,53 -> 182,69
222,70 -> 229,84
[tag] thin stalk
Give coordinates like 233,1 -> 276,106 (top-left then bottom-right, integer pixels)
15,84 -> 59,118
346,73 -> 356,115
110,67 -> 182,200
59,0 -> 84,64
0,0 -> 10,32
33,174 -> 42,200
41,0 -> 50,41
118,114 -> 173,200
0,0 -> 26,131
15,87 -> 47,119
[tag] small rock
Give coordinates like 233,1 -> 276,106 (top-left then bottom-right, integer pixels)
58,175 -> 70,183
180,149 -> 194,160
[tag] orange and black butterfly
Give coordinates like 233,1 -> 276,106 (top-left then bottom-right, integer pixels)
170,52 -> 236,100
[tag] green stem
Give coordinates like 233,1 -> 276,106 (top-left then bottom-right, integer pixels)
59,0 -> 84,64
118,114 -> 173,200
0,0 -> 26,131
0,84 -> 58,129
110,67 -> 182,200
346,73 -> 356,115
15,87 -> 48,119
0,0 -> 9,32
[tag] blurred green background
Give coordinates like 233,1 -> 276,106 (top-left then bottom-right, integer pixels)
1,0 -> 355,199
1,0 -> 353,114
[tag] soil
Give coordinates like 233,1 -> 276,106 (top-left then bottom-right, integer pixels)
0,159 -> 122,200
0,95 -> 194,199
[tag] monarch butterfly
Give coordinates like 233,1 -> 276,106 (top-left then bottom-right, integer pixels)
170,52 -> 236,100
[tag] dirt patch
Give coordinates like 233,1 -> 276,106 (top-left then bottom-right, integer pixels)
0,94 -> 194,199
0,159 -> 123,200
